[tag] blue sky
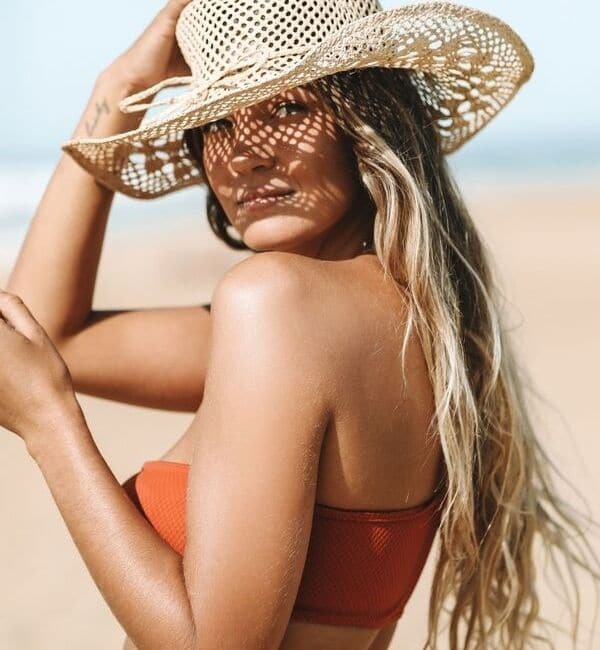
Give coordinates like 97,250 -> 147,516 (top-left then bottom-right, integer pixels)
1,0 -> 599,167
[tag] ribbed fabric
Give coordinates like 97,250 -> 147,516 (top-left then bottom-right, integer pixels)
121,460 -> 443,628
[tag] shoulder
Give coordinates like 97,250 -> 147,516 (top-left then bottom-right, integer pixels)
215,249 -> 392,303
206,252 -> 341,418
215,251 -> 322,298
213,251 -> 333,321
210,251 -> 363,364
210,250 -> 335,349
211,250 -> 407,370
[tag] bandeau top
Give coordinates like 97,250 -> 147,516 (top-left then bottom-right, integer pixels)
121,460 -> 444,629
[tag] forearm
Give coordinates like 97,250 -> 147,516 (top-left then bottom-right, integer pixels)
27,408 -> 197,650
6,72 -> 149,340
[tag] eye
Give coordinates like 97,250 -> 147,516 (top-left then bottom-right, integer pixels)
273,101 -> 306,117
201,117 -> 232,135
200,101 -> 306,136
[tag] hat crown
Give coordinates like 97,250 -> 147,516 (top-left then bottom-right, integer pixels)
176,0 -> 382,79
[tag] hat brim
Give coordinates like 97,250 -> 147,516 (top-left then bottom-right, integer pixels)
61,1 -> 534,199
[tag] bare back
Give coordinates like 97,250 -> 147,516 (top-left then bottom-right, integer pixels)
123,252 -> 444,650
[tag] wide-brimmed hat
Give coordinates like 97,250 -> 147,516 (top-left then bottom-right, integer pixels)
60,0 -> 534,199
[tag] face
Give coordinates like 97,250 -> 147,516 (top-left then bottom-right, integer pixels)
197,84 -> 374,259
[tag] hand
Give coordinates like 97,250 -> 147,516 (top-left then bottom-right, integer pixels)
0,291 -> 81,446
104,0 -> 193,92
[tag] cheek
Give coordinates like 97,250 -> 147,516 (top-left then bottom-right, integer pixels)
202,146 -> 230,199
301,139 -> 359,204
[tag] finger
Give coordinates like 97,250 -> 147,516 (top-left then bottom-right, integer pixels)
160,0 -> 193,20
143,0 -> 190,37
0,292 -> 44,342
167,0 -> 193,10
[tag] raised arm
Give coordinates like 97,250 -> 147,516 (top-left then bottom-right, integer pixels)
5,1 -> 213,412
7,0 -> 193,338
6,72 -> 148,339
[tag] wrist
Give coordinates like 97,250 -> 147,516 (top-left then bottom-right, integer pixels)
26,397 -> 89,466
95,67 -> 148,98
70,71 -> 150,141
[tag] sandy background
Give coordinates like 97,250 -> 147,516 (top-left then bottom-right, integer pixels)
0,178 -> 598,648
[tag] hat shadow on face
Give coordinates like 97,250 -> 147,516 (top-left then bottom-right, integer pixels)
182,77 -> 379,253
181,67 -> 439,253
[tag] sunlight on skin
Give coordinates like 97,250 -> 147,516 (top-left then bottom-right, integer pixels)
195,84 -> 376,261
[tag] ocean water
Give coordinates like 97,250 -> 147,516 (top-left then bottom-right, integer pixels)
1,140 -> 598,268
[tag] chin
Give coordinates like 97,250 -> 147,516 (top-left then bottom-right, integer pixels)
240,215 -> 322,252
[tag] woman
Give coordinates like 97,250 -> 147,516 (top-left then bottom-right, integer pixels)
1,0 -> 598,648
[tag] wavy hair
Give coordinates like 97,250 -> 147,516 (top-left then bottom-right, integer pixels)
182,67 -> 600,649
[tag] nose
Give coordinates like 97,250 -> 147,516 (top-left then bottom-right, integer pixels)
229,138 -> 276,175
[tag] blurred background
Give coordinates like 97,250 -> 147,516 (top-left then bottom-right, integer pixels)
0,1 -> 598,648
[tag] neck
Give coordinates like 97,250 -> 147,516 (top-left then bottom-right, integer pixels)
288,191 -> 375,261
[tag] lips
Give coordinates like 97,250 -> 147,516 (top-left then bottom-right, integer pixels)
237,188 -> 294,204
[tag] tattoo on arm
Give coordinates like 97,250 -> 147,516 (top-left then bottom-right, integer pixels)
85,98 -> 110,137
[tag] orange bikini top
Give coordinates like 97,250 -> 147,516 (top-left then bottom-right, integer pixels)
121,460 -> 444,629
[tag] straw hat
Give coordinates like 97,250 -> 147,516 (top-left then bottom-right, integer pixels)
60,0 -> 534,199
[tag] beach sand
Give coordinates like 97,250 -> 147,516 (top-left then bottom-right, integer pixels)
0,179 -> 598,649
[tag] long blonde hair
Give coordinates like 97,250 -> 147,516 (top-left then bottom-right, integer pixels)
183,66 -> 600,649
